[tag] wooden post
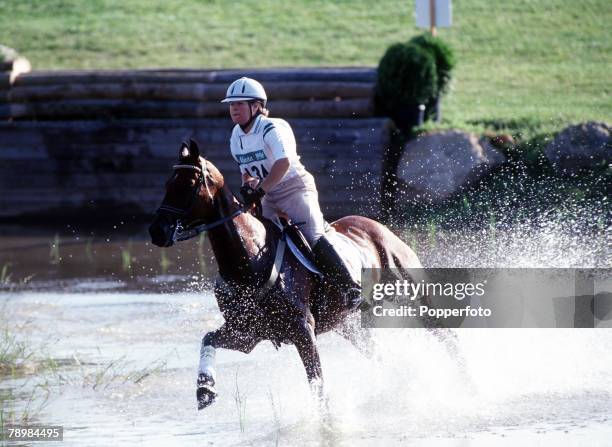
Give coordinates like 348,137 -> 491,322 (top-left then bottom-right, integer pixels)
430,0 -> 437,36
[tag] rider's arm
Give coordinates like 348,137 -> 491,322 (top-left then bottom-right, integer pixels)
259,158 -> 290,192
259,121 -> 295,192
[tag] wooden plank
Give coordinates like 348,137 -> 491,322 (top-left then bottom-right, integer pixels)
0,121 -> 386,147
14,189 -> 381,209
0,160 -> 380,187
0,142 -> 382,165
9,100 -> 226,120
0,162 -> 381,189
9,81 -> 373,102
9,83 -> 227,102
0,115 -> 389,220
0,104 -> 10,119
3,127 -> 384,151
0,73 -> 10,88
0,126 -> 386,150
13,68 -> 377,86
0,173 -> 168,189
9,98 -> 373,120
0,117 -> 389,131
0,191 -> 379,217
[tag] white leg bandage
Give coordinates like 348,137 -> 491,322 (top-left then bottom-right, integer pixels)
199,344 -> 217,381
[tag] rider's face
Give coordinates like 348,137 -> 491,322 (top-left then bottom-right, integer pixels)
229,101 -> 257,126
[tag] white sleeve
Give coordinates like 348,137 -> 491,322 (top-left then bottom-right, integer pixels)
229,133 -> 240,164
263,122 -> 295,161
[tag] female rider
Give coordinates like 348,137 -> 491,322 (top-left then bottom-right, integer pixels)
221,77 -> 360,307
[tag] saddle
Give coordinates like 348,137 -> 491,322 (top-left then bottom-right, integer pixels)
251,204 -> 322,275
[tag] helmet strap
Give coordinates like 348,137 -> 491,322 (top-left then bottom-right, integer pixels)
239,101 -> 261,133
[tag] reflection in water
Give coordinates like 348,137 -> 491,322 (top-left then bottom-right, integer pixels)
0,223 -> 217,293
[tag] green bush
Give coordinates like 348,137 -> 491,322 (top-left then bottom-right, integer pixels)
375,42 -> 438,117
0,45 -> 18,63
409,34 -> 456,95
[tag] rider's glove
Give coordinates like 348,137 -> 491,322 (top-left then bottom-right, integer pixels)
240,184 -> 266,208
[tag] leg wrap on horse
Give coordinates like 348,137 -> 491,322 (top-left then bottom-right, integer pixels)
199,343 -> 217,382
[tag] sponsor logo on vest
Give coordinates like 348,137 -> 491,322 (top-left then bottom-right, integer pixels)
236,150 -> 267,164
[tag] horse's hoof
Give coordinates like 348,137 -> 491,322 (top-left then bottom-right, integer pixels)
197,374 -> 218,410
197,385 -> 217,410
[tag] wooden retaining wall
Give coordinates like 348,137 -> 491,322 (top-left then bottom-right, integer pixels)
0,68 -> 390,220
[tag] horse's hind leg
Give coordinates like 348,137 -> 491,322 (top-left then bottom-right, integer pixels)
335,313 -> 376,358
427,327 -> 475,391
197,323 -> 261,410
290,317 -> 323,395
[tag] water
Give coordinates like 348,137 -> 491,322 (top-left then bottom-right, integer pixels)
1,210 -> 610,446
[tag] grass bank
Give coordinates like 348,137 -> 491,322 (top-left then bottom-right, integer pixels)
0,0 -> 609,132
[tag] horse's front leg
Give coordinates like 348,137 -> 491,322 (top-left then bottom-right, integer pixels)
197,323 -> 260,410
291,316 -> 323,394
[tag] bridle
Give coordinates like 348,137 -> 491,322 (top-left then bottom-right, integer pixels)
156,159 -> 243,243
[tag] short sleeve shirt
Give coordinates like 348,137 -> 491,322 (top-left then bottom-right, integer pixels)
230,115 -> 305,188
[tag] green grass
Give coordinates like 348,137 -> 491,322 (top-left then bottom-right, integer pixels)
398,162 -> 610,230
0,0 -> 609,130
0,325 -> 33,377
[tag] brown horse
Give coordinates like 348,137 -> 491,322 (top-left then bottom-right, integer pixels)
149,139 -> 424,410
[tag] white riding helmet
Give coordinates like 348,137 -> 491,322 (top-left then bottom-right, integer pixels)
221,77 -> 267,106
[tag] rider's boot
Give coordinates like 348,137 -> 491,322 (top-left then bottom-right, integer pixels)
312,235 -> 362,312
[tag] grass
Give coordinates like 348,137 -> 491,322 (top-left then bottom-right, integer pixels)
159,250 -> 173,275
0,324 -> 167,432
0,325 -> 34,377
0,263 -> 12,285
268,388 -> 282,445
64,356 -> 167,390
197,233 -> 208,276
0,263 -> 35,292
0,0 -> 609,131
120,239 -> 134,272
397,160 -> 610,231
49,234 -> 60,265
234,368 -> 247,433
0,319 -> 54,430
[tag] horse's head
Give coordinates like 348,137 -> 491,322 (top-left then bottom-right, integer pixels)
149,139 -> 226,247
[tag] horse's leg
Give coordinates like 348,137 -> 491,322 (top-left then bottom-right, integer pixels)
197,323 -> 261,410
428,328 -> 476,392
335,313 -> 376,359
290,316 -> 323,394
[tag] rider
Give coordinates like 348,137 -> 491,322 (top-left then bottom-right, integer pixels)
221,77 -> 361,308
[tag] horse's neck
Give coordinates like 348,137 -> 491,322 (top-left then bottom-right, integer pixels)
207,187 -> 272,284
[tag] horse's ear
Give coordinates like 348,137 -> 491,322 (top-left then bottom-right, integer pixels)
179,139 -> 199,162
189,139 -> 200,158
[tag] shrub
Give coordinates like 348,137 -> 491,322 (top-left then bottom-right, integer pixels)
375,42 -> 438,120
409,34 -> 456,95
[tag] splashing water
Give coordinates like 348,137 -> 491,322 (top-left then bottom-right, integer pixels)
1,191 -> 611,445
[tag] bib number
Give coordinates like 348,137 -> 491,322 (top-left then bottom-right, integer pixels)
247,164 -> 269,180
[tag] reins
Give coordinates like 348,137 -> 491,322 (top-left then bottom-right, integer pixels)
157,160 -> 244,243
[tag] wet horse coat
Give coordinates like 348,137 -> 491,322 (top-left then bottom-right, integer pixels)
149,139 -> 423,409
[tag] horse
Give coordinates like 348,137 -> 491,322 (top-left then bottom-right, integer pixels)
149,139 -> 426,410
